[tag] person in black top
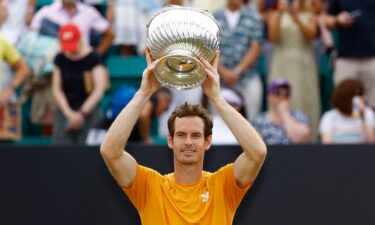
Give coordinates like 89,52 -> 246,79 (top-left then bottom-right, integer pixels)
52,23 -> 106,144
324,0 -> 375,111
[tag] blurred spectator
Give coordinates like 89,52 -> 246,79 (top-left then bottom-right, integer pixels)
192,0 -> 226,12
31,0 -> 114,56
0,0 -> 35,44
252,79 -> 311,145
86,86 -> 172,145
107,0 -> 163,55
319,79 -> 375,144
52,24 -> 106,145
139,87 -> 172,144
324,0 -> 375,112
267,0 -> 320,140
214,0 -> 264,120
212,88 -> 245,145
0,35 -> 30,143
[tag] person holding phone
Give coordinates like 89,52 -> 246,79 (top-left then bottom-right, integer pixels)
319,79 -> 375,144
324,0 -> 375,113
267,0 -> 320,140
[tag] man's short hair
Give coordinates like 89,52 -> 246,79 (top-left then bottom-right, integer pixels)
167,103 -> 213,139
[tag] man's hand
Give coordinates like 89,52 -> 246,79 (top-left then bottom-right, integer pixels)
200,51 -> 221,101
139,48 -> 161,96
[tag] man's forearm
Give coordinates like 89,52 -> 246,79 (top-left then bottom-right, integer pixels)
101,90 -> 152,158
211,96 -> 266,159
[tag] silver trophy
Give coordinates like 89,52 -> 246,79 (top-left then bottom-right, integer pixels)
147,5 -> 221,90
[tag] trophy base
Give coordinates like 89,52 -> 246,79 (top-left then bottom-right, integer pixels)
154,53 -> 206,90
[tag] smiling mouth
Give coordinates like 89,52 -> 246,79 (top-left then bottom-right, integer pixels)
181,149 -> 196,154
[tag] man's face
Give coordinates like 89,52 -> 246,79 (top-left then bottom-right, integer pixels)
167,116 -> 211,165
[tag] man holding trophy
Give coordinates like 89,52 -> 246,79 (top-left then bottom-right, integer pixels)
100,5 -> 267,225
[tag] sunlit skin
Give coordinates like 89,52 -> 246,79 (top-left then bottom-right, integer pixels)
167,116 -> 212,166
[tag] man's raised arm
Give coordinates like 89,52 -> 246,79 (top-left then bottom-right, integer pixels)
200,52 -> 267,188
100,49 -> 160,187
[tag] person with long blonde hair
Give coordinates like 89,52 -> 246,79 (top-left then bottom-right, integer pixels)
267,0 -> 320,140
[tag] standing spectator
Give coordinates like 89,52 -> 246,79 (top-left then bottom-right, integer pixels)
324,0 -> 375,112
0,37 -> 30,143
319,79 -> 375,144
52,23 -> 106,145
107,0 -> 163,55
252,79 -> 311,145
214,0 -> 264,120
0,0 -> 35,44
267,0 -> 320,140
31,0 -> 114,56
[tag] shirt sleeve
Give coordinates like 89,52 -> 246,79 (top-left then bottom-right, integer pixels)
121,165 -> 161,212
215,163 -> 252,212
89,7 -> 110,34
1,37 -> 20,65
30,7 -> 48,30
53,53 -> 63,67
319,111 -> 332,133
365,107 -> 375,127
86,51 -> 101,70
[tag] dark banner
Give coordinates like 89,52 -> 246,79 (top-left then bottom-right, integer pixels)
0,144 -> 374,225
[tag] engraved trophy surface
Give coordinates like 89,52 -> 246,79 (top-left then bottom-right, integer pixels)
147,5 -> 221,90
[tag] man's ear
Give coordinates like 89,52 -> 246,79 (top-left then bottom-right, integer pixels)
167,134 -> 174,149
204,135 -> 212,151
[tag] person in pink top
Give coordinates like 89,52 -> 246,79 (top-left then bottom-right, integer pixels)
30,0 -> 114,56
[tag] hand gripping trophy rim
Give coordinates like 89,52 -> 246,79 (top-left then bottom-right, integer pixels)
146,5 -> 222,90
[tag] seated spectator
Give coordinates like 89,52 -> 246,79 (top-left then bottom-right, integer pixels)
139,87 -> 172,144
86,86 -> 172,145
212,88 -> 245,145
252,79 -> 311,145
31,0 -> 114,56
52,23 -> 106,145
319,79 -> 375,144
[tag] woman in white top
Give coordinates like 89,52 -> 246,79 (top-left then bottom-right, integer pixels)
319,79 -> 375,144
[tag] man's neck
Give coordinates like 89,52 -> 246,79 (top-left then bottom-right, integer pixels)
173,163 -> 203,184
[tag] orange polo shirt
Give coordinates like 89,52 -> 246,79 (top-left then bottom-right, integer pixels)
122,163 -> 251,225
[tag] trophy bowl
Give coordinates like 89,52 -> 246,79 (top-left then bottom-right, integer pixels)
147,5 -> 221,90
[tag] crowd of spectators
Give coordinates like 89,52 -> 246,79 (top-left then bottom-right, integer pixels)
0,0 -> 374,145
